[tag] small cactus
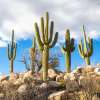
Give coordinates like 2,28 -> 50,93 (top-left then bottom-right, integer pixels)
34,12 -> 58,81
30,37 -> 36,72
61,29 -> 75,73
78,25 -> 93,65
8,30 -> 17,73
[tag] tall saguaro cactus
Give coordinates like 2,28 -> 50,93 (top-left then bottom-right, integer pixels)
61,29 -> 75,73
78,25 -> 93,65
8,30 -> 17,73
34,12 -> 58,81
30,37 -> 36,72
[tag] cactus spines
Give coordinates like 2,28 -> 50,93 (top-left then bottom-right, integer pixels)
34,12 -> 58,81
78,25 -> 93,65
30,37 -> 36,72
61,29 -> 75,73
8,30 -> 17,73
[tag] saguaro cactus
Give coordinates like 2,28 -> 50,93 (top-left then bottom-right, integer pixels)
78,25 -> 93,65
61,29 -> 75,73
30,37 -> 36,72
8,30 -> 17,73
34,12 -> 58,81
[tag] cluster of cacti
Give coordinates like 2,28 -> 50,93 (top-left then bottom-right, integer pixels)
34,12 -> 58,81
30,37 -> 36,72
7,30 -> 17,73
61,29 -> 75,73
3,12 -> 94,78
78,25 -> 93,65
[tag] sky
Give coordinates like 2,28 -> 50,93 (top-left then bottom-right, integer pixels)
0,0 -> 100,74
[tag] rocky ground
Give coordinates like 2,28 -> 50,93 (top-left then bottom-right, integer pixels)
0,65 -> 100,100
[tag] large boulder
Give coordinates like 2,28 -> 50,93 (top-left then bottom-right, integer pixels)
64,73 -> 79,92
17,84 -> 28,95
94,67 -> 100,75
64,73 -> 77,81
9,73 -> 19,80
14,78 -> 24,85
0,93 -> 4,99
56,73 -> 64,82
0,74 -> 9,82
48,81 -> 61,88
48,90 -> 66,100
23,71 -> 33,79
82,65 -> 94,73
40,83 -> 48,88
48,69 -> 57,80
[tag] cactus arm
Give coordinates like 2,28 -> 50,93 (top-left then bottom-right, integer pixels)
8,44 -> 11,60
61,46 -> 66,54
45,12 -> 49,42
70,38 -> 75,52
83,25 -> 87,45
88,37 -> 93,56
41,17 -> 45,43
13,43 -> 17,60
78,40 -> 84,59
83,25 -> 88,53
12,30 -> 14,45
32,37 -> 36,48
49,32 -> 58,48
34,23 -> 44,51
48,21 -> 54,44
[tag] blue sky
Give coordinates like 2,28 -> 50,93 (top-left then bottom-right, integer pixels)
0,38 -> 100,74
0,0 -> 100,74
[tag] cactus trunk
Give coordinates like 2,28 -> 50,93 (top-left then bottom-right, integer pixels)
10,59 -> 13,73
85,57 -> 90,65
42,45 -> 49,81
30,48 -> 35,72
65,52 -> 71,73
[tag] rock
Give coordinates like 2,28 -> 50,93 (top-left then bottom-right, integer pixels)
48,90 -> 66,100
23,71 -> 33,79
0,74 -> 8,82
48,81 -> 61,88
40,83 -> 48,88
82,66 -> 94,73
19,73 -> 24,78
64,73 -> 76,81
48,69 -> 57,80
56,73 -> 64,82
14,78 -> 23,85
77,67 -> 83,73
0,93 -> 4,99
17,84 -> 27,94
96,63 -> 100,68
9,73 -> 19,80
78,75 -> 85,86
94,67 -> 100,75
66,80 -> 79,92
1,80 -> 8,85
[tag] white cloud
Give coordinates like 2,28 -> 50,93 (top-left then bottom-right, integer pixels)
0,40 -> 7,47
0,0 -> 100,47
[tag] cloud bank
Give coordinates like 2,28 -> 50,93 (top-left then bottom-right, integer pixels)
0,0 -> 100,47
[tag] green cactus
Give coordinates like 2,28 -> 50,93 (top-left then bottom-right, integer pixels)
61,29 -> 75,73
78,25 -> 93,65
34,12 -> 58,81
8,30 -> 17,73
30,37 -> 36,72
